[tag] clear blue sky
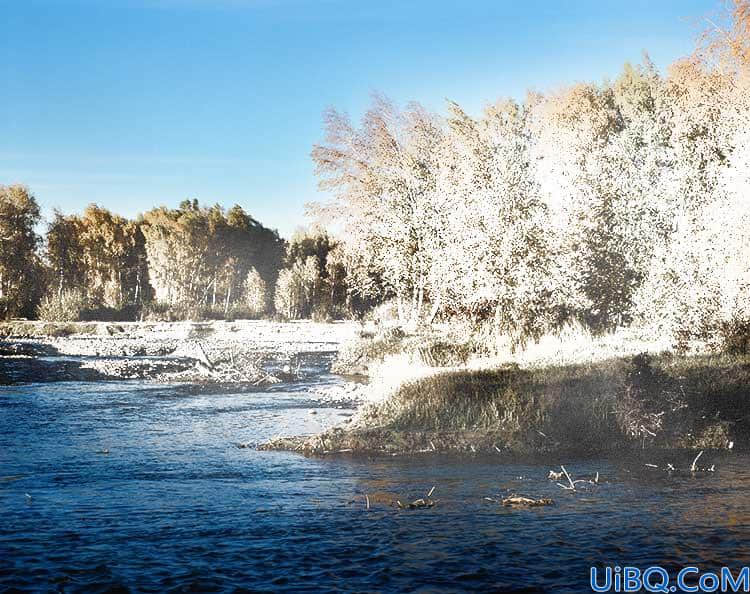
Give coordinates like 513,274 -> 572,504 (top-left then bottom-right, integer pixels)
1,0 -> 718,237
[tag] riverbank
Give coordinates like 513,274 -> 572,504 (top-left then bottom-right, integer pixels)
0,320 -> 359,385
261,325 -> 749,456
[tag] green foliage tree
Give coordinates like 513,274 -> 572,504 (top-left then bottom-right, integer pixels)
0,185 -> 42,318
140,200 -> 284,317
272,226 -> 350,320
46,210 -> 85,298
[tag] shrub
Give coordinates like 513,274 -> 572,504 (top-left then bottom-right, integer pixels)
141,301 -> 204,322
311,303 -> 333,322
78,304 -> 140,322
37,289 -> 88,322
719,317 -> 750,355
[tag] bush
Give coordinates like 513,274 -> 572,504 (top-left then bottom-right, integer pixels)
332,325 -> 476,375
140,301 -> 265,322
719,317 -> 750,355
37,289 -> 88,322
332,326 -> 408,375
416,339 -> 474,367
141,301 -> 204,322
78,304 -> 140,322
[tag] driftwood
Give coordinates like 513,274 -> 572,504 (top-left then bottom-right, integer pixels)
194,341 -> 214,372
555,465 -> 600,490
556,465 -> 577,491
395,485 -> 437,510
360,486 -> 437,510
644,450 -> 716,473
690,450 -> 703,472
502,496 -> 554,507
484,495 -> 554,507
397,498 -> 435,509
0,475 -> 24,483
187,341 -> 283,384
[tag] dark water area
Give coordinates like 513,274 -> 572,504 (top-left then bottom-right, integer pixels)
2,358 -> 750,593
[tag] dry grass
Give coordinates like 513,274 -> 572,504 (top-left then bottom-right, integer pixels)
356,360 -> 623,450
346,348 -> 750,453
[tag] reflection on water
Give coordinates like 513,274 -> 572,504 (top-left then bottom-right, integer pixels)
2,367 -> 750,592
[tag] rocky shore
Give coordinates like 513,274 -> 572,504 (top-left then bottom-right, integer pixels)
0,320 -> 359,385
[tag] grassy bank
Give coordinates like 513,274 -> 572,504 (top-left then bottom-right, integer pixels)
262,326 -> 750,456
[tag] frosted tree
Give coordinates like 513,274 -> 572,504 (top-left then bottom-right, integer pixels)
310,94 -> 445,326
633,5 -> 750,347
273,267 -> 304,319
242,267 -> 267,317
438,99 -> 561,342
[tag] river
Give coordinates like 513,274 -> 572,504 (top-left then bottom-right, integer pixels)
2,352 -> 750,592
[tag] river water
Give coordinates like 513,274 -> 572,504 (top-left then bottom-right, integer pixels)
2,354 -> 750,592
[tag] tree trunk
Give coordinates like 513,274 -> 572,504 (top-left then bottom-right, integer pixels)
118,269 -> 123,307
224,279 -> 232,316
134,268 -> 141,304
427,291 -> 441,325
416,274 -> 424,324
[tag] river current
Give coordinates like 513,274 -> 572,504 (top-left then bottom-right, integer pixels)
2,353 -> 750,592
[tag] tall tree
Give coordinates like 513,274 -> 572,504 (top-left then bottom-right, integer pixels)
311,95 -> 445,326
46,210 -> 85,298
0,185 -> 42,318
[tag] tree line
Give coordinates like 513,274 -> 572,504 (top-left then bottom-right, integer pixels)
0,191 -> 356,322
309,2 -> 750,349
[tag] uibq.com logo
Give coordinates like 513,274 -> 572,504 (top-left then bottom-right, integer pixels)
590,566 -> 750,592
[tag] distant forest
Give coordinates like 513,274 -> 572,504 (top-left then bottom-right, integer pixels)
1,3 -> 749,350
0,191 -> 356,323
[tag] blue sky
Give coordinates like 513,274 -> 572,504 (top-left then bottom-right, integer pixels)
2,0 -> 718,236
